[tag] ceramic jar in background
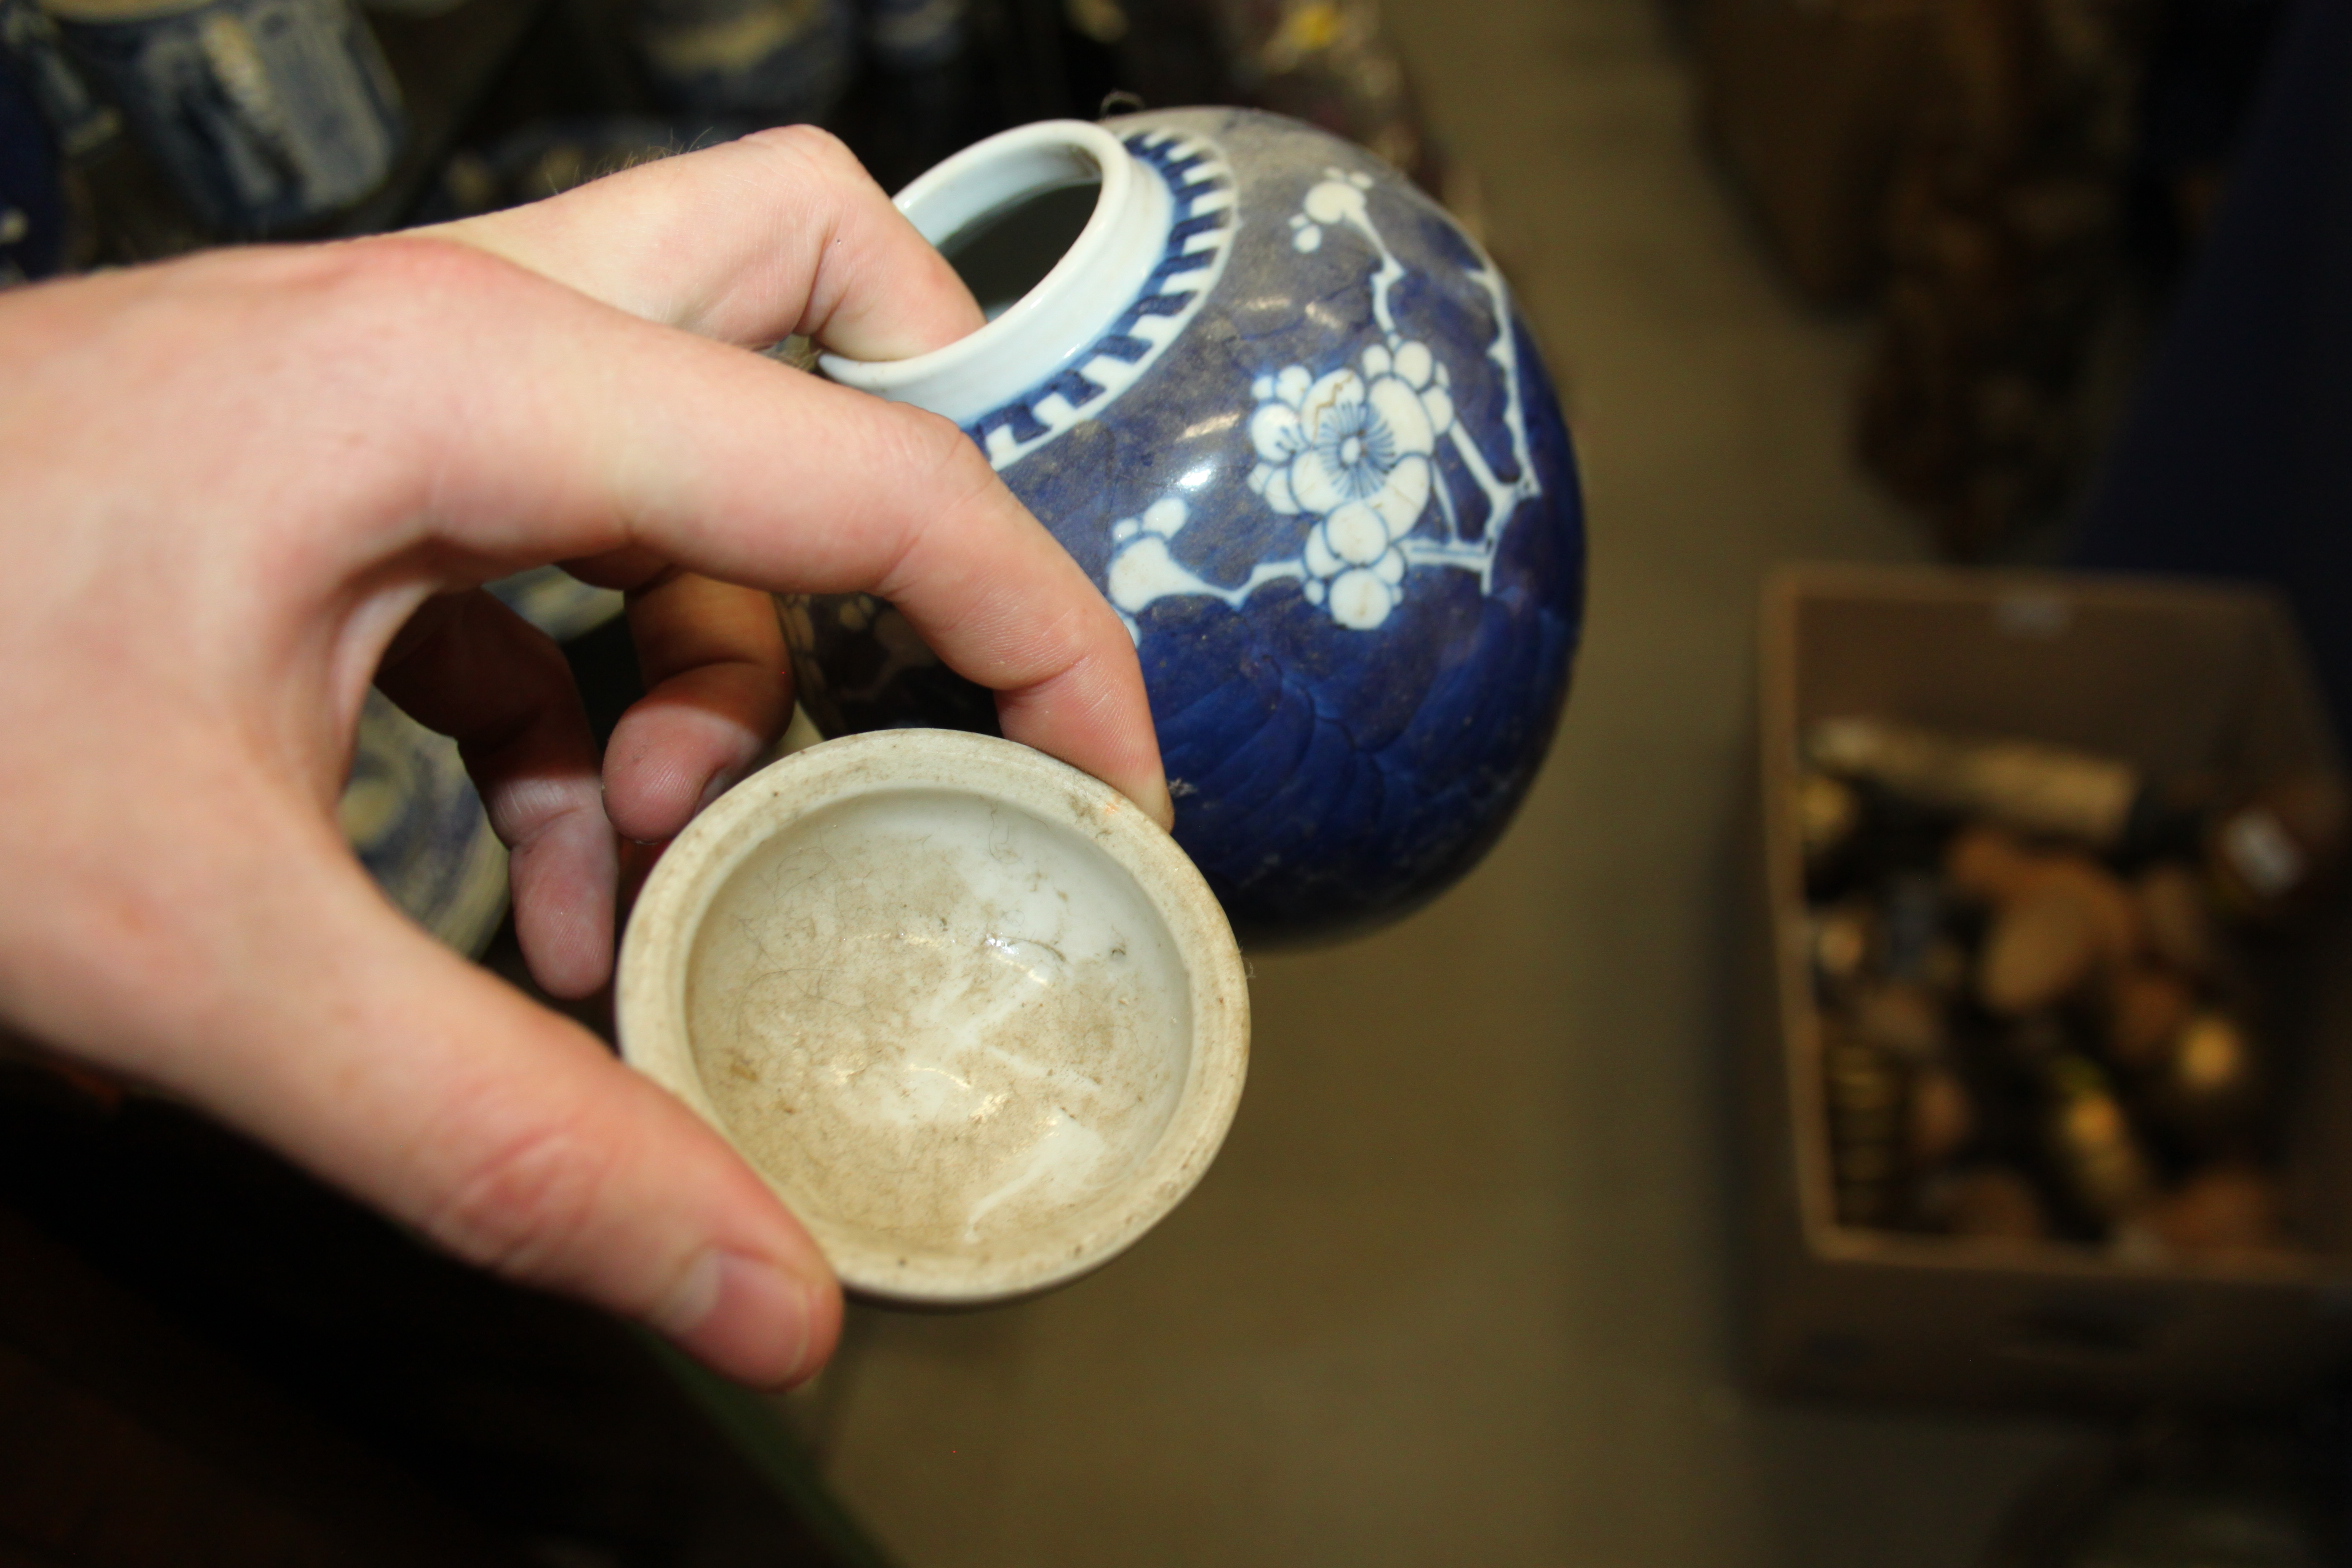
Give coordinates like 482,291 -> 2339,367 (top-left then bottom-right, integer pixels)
45,0 -> 402,235
336,570 -> 626,958
0,43 -> 64,283
632,0 -> 852,125
791,109 -> 1586,942
1,0 -> 119,157
860,0 -> 962,71
340,690 -> 509,958
1,0 -> 121,283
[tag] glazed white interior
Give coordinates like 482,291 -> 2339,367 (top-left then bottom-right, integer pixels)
683,787 -> 1192,1269
819,119 -> 1172,423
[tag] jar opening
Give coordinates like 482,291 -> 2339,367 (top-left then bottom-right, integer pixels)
823,119 -> 1171,427
942,180 -> 1102,322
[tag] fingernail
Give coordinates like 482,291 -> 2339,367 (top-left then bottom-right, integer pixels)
1140,775 -> 1176,833
654,1250 -> 818,1387
695,767 -> 741,815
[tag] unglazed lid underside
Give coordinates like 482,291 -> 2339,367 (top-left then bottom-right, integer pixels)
616,730 -> 1249,1304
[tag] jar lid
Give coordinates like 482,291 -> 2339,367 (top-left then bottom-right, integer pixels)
617,729 -> 1248,1305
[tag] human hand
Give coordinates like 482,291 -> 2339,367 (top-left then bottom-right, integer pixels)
0,127 -> 1169,1387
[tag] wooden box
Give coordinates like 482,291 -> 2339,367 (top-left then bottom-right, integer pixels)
1746,565 -> 2352,1410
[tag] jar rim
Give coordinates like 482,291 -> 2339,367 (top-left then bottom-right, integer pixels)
818,119 -> 1169,427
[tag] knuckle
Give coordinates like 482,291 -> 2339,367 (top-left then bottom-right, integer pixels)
878,411 -> 1000,551
891,404 -> 993,494
297,236 -> 541,361
741,123 -> 867,186
422,1119 -> 611,1284
321,234 -> 499,310
487,772 -> 601,848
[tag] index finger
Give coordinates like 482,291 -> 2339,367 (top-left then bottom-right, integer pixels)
343,237 -> 1171,828
424,125 -> 983,359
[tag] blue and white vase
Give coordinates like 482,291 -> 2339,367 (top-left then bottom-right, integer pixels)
341,689 -> 507,958
50,0 -> 403,235
793,110 -> 1585,942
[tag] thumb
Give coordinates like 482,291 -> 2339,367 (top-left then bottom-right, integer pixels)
31,800 -> 838,1388
338,937 -> 843,1387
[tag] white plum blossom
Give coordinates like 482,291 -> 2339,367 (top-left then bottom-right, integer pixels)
1105,497 -> 1197,628
1245,338 -> 1456,628
1095,163 -> 1542,639
1288,166 -> 1375,252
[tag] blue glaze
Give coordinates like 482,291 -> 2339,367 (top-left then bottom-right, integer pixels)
797,108 -> 1584,942
56,0 -> 403,235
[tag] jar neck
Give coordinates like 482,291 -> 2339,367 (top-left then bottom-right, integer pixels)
818,120 -> 1173,427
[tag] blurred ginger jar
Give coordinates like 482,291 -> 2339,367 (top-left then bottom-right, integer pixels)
858,0 -> 962,71
340,690 -> 508,957
44,0 -> 401,234
792,111 -> 1586,941
632,0 -> 852,124
0,40 -> 67,285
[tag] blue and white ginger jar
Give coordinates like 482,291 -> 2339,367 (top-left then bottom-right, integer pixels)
795,108 -> 1585,942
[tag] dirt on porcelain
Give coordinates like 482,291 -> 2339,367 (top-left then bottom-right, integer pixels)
684,789 -> 1193,1263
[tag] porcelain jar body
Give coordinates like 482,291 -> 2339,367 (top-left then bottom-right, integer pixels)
795,108 -> 1585,942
